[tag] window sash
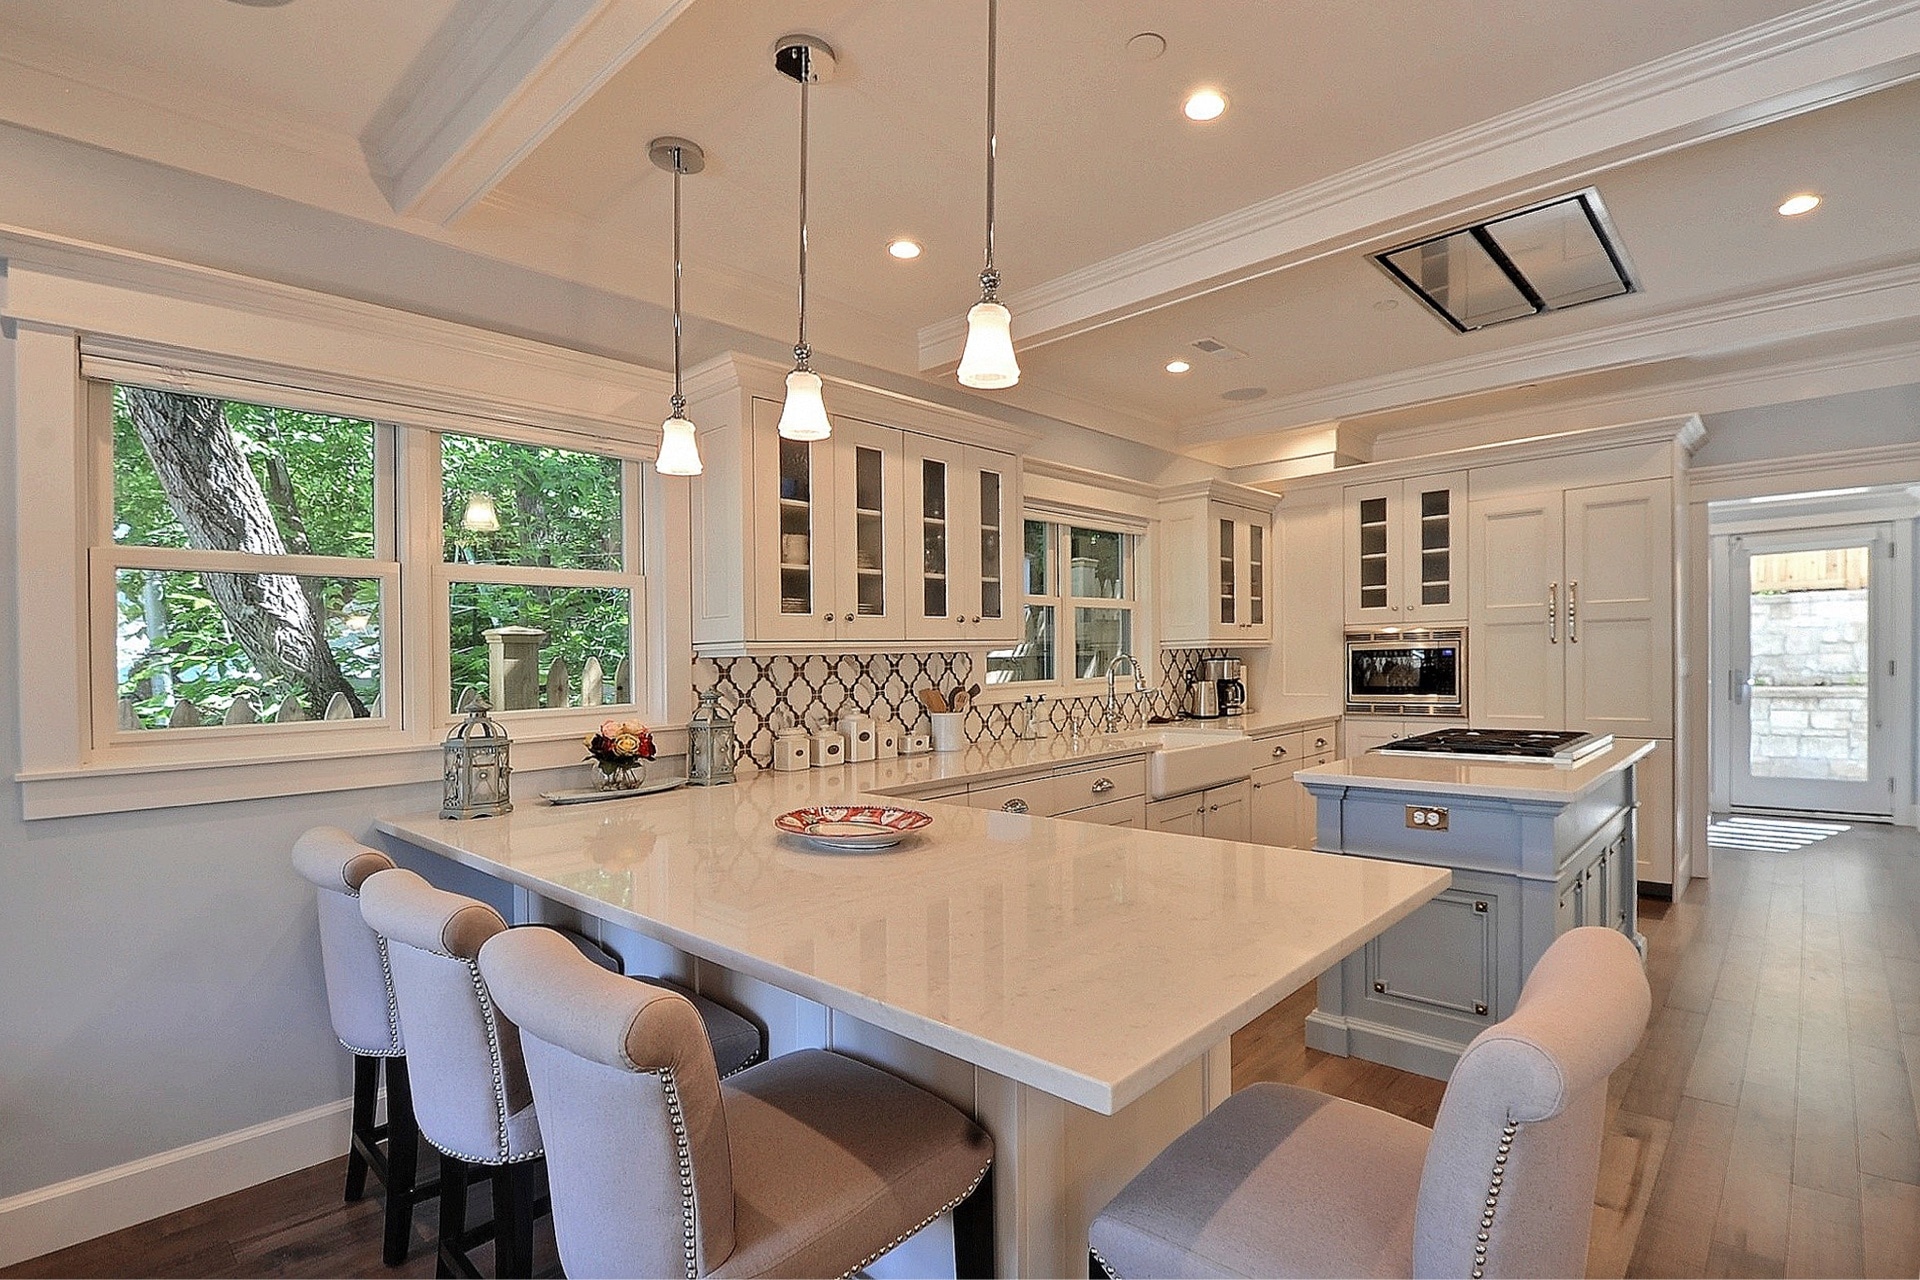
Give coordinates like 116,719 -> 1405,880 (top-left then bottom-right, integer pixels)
991,520 -> 1140,692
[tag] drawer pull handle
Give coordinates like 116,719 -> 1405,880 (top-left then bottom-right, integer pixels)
1091,778 -> 1115,794
1001,799 -> 1029,814
1474,900 -> 1489,913
1314,737 -> 1328,749
1272,745 -> 1288,758
1475,1002 -> 1490,1016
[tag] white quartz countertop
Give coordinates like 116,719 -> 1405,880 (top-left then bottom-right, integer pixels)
1295,738 -> 1659,803
376,763 -> 1446,1115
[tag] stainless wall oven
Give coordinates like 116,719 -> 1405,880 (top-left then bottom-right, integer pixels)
1345,628 -> 1466,716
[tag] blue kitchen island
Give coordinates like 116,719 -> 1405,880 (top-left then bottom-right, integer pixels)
1296,738 -> 1655,1079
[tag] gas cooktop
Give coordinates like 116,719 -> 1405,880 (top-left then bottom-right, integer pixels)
1375,728 -> 1614,764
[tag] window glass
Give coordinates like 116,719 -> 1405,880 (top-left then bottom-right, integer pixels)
113,385 -> 375,558
442,434 -> 623,571
1022,519 -> 1050,595
447,583 -> 631,713
987,604 -> 1055,684
115,569 -> 382,727
1068,527 -> 1126,599
1074,607 -> 1133,679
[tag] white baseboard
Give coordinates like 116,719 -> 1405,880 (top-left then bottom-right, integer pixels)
0,1095 -> 356,1269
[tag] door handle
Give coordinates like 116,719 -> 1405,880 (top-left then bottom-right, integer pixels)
1548,582 -> 1559,643
1729,669 -> 1750,705
1567,581 -> 1579,643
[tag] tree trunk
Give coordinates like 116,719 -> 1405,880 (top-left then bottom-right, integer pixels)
123,387 -> 366,717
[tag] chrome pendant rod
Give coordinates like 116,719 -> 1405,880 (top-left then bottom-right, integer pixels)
982,0 -> 998,295
796,51 -> 812,369
671,147 -> 685,413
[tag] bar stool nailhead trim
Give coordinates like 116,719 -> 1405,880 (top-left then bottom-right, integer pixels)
1471,1120 -> 1520,1279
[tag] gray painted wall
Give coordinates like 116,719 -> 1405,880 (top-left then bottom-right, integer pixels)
1694,382 -> 1920,468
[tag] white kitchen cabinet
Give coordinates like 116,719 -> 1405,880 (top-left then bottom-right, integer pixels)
1147,780 -> 1251,841
1343,472 -> 1467,626
904,436 -> 1020,646
1253,727 -> 1336,849
1158,482 -> 1279,645
1468,476 -> 1672,737
1250,758 -> 1291,845
688,354 -> 1033,655
1343,718 -> 1419,756
1061,794 -> 1148,827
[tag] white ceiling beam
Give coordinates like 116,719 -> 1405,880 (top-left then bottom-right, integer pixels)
917,0 -> 1920,372
1181,260 -> 1920,444
363,0 -> 697,225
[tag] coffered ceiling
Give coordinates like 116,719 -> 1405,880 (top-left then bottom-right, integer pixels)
3,0 -> 1917,464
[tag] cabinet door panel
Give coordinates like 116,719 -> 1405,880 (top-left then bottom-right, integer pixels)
1564,478 -> 1672,736
1403,472 -> 1468,624
1202,779 -> 1252,843
752,399 -> 838,643
1249,761 -> 1292,846
1344,481 -> 1400,623
969,448 -> 1021,643
830,418 -> 906,643
1146,795 -> 1206,835
904,437 -> 965,642
1469,491 -> 1565,728
1366,887 -> 1498,1020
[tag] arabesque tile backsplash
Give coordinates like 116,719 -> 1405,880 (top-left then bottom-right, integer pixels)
695,647 -> 1230,768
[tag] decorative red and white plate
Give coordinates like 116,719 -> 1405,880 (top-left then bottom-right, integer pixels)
774,805 -> 933,851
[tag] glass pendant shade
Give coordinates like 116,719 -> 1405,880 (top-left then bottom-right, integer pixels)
958,301 -> 1020,388
655,413 -> 703,476
777,368 -> 832,441
461,493 -> 500,532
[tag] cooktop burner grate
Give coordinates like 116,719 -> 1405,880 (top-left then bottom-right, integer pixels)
1375,728 -> 1613,763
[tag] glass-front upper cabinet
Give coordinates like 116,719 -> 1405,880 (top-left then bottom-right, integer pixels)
1343,472 -> 1467,625
905,437 -> 1019,643
1212,507 -> 1271,639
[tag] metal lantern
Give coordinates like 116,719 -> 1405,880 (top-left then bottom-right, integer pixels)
686,688 -> 739,786
442,701 -> 513,819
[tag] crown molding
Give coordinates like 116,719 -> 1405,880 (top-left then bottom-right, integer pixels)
1689,440 -> 1920,501
1261,416 -> 1705,496
1022,457 -> 1164,500
1182,260 -> 1920,445
1157,479 -> 1285,513
363,0 -> 696,224
917,0 -> 1920,371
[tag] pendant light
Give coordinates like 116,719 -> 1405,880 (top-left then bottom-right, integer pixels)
650,136 -> 705,476
774,35 -> 836,441
957,0 -> 1019,389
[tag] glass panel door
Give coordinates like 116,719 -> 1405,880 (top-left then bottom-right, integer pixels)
1729,526 -> 1891,816
1218,516 -> 1236,625
1357,496 -> 1389,610
853,444 -> 886,617
1417,486 -> 1452,607
1247,521 -> 1265,627
777,437 -> 813,617
920,458 -> 949,622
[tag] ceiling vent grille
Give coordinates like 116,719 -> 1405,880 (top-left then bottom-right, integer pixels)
1188,337 -> 1248,361
1373,188 -> 1636,333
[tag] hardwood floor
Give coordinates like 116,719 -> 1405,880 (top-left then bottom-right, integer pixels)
9,826 -> 1919,1278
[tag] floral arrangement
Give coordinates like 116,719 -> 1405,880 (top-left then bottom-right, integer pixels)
584,719 -> 656,781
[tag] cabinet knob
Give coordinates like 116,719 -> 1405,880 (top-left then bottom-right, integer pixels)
972,616 -> 982,624
843,612 -> 854,622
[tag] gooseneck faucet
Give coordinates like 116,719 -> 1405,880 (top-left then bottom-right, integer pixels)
1104,651 -> 1148,732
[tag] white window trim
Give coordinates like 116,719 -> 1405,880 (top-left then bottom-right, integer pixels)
985,517 -> 1148,699
5,236 -> 686,819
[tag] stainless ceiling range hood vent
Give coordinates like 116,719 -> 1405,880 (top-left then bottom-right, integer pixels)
1373,188 -> 1637,333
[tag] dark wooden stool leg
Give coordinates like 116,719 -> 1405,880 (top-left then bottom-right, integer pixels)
345,1054 -> 380,1202
436,1154 -> 471,1280
491,1163 -> 538,1279
382,1055 -> 422,1265
952,1165 -> 995,1279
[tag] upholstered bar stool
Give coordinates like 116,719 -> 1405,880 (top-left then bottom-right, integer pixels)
360,868 -> 763,1278
291,827 -> 435,1266
477,925 -> 997,1280
1089,926 -> 1651,1279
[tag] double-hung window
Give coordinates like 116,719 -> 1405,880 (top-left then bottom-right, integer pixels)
987,519 -> 1140,687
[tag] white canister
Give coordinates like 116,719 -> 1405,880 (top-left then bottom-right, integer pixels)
873,720 -> 900,759
901,731 -> 933,755
928,711 -> 966,753
836,712 -> 877,762
772,729 -> 811,773
809,729 -> 845,768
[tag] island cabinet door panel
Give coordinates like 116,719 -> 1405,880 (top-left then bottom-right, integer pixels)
1363,883 -> 1502,1028
1563,478 -> 1673,737
1468,490 -> 1566,728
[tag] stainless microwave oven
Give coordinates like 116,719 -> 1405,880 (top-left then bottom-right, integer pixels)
1345,628 -> 1466,716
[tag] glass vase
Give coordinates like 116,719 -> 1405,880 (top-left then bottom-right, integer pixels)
600,761 -> 646,791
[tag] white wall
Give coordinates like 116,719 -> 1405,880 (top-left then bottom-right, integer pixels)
1692,383 -> 1920,469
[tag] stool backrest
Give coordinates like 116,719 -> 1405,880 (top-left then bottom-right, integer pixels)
1414,926 -> 1650,1278
291,827 -> 401,1057
479,926 -> 735,1279
359,868 -> 526,1164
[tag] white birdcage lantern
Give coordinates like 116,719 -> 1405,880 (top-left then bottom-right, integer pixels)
442,701 -> 513,819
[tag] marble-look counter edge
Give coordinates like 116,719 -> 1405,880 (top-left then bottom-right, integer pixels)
1294,738 -> 1659,803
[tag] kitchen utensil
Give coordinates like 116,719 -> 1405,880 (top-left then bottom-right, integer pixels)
773,805 -> 933,851
917,688 -> 948,714
950,688 -> 968,713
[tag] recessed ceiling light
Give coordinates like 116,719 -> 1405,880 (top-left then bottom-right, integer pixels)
1777,193 -> 1821,217
887,238 -> 922,260
1165,360 -> 1191,374
1183,89 -> 1228,122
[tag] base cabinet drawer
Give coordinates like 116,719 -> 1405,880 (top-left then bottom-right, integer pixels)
968,775 -> 1064,816
1059,795 -> 1148,828
1054,759 -> 1148,810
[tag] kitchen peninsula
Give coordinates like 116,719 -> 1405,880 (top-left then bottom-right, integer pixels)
376,739 -> 1446,1279
1295,736 -> 1656,1079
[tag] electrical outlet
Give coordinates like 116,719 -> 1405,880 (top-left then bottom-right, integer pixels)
1405,805 -> 1449,831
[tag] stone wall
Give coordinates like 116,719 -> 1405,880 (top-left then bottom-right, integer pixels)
1748,588 -> 1868,780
